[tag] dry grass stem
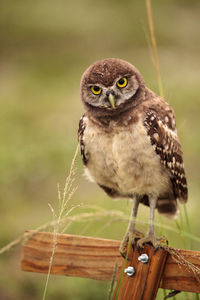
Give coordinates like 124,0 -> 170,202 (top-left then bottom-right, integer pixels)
42,144 -> 79,300
61,220 -> 73,234
42,203 -> 58,300
145,0 -> 164,97
0,235 -> 25,255
165,246 -> 200,284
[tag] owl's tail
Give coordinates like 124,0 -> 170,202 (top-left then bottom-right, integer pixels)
157,197 -> 179,219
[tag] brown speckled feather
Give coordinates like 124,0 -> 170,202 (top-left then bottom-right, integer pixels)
78,115 -> 88,165
143,107 -> 188,203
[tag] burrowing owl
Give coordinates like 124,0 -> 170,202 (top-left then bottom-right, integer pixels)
78,58 -> 188,254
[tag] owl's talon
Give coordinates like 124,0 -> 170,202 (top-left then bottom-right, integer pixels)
136,244 -> 143,255
120,251 -> 126,259
154,245 -> 159,254
131,240 -> 135,251
137,234 -> 168,250
119,233 -> 129,258
120,230 -> 144,258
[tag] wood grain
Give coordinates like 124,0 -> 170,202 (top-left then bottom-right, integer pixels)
161,248 -> 200,292
21,231 -> 123,281
21,231 -> 200,293
113,244 -> 168,300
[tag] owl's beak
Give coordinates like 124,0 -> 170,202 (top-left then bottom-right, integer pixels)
108,93 -> 116,109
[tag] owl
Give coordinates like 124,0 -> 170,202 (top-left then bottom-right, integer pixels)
78,58 -> 188,255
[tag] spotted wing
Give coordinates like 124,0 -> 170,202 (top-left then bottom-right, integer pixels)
78,115 -> 88,165
144,109 -> 188,203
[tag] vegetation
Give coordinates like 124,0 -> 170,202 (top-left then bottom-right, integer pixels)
0,0 -> 200,299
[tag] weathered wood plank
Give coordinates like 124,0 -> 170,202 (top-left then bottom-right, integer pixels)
21,231 -> 123,281
113,244 -> 168,300
21,231 -> 200,293
161,248 -> 200,292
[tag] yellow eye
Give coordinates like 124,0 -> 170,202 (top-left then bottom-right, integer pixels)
117,77 -> 128,88
91,86 -> 102,95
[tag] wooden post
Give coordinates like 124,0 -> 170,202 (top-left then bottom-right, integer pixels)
113,243 -> 168,300
21,231 -> 200,296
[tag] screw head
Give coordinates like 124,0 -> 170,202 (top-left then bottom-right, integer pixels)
124,266 -> 135,277
138,253 -> 149,264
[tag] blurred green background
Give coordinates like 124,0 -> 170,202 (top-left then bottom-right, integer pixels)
0,0 -> 200,299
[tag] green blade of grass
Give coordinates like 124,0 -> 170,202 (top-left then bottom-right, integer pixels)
183,204 -> 193,249
114,237 -> 131,300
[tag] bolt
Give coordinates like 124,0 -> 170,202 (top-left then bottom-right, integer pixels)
124,266 -> 135,277
138,253 -> 149,264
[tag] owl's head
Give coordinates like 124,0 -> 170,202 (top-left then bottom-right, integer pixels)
80,58 -> 146,117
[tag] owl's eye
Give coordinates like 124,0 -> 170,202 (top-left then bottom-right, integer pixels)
91,86 -> 102,95
117,77 -> 128,88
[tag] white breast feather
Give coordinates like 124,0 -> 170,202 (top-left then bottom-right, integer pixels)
83,116 -> 171,197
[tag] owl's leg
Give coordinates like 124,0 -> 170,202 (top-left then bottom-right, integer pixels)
120,196 -> 144,257
137,195 -> 167,249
